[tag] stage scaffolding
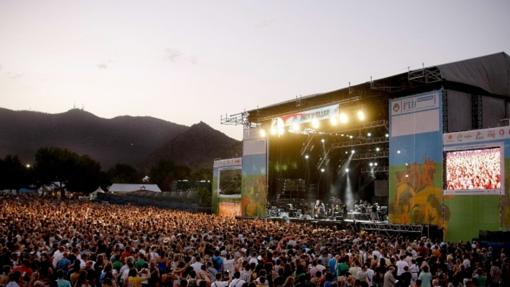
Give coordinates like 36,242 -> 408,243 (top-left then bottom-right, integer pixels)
358,221 -> 424,234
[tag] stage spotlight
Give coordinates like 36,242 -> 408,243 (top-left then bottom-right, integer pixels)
351,149 -> 355,154
376,147 -> 380,152
320,168 -> 325,173
374,162 -> 378,166
305,154 -> 309,159
345,168 -> 350,173
270,126 -> 277,135
339,112 -> 349,124
258,129 -> 266,138
349,135 -> 353,139
385,133 -> 389,138
345,151 -> 348,154
356,110 -> 366,121
291,122 -> 301,133
311,118 -> 320,129
367,132 -> 372,137
321,138 -> 325,143
369,162 -> 373,167
278,128 -> 285,136
330,116 -> 338,126
341,134 -> 344,137
397,150 -> 401,154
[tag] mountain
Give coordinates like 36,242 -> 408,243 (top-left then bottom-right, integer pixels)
0,108 -> 240,169
145,121 -> 242,169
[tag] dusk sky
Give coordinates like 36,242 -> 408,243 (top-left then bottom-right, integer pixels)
0,0 -> 509,139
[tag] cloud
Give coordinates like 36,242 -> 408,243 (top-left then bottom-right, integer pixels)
255,18 -> 276,29
164,48 -> 197,65
7,72 -> 23,79
97,59 -> 114,70
165,48 -> 183,62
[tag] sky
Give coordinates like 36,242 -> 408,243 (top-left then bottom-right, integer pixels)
0,0 -> 509,140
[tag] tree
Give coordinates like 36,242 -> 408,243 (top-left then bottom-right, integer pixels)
149,160 -> 191,191
191,168 -> 212,182
0,155 -> 29,191
34,147 -> 104,195
107,163 -> 140,183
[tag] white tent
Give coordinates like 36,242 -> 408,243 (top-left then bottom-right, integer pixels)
108,183 -> 162,193
89,187 -> 106,200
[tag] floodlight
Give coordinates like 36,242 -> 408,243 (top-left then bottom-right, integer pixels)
356,110 -> 366,121
339,112 -> 349,124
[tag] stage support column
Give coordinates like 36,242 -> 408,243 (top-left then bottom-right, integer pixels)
241,126 -> 268,217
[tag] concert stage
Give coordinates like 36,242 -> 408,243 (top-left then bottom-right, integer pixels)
220,52 -> 510,242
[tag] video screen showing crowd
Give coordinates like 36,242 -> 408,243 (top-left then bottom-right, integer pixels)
445,147 -> 501,191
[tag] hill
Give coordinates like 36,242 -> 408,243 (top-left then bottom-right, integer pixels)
145,121 -> 242,169
0,108 -> 240,169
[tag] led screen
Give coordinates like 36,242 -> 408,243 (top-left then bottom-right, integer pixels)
219,169 -> 242,195
445,147 -> 501,192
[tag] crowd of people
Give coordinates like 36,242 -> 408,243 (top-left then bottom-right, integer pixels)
0,194 -> 509,287
446,149 -> 501,191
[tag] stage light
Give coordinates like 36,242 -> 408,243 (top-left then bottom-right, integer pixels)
339,112 -> 349,124
376,147 -> 380,152
385,133 -> 389,138
305,154 -> 309,159
351,149 -> 355,154
356,110 -> 366,121
369,162 -> 373,167
330,116 -> 338,126
345,168 -> 350,173
397,150 -> 401,154
367,132 -> 372,137
258,129 -> 266,138
278,127 -> 285,136
349,135 -> 353,139
291,122 -> 301,133
311,118 -> 320,129
25,163 -> 31,169
320,168 -> 325,173
345,151 -> 348,154
321,138 -> 325,143
374,162 -> 378,166
270,126 -> 277,135
405,174 -> 409,178
341,134 -> 344,137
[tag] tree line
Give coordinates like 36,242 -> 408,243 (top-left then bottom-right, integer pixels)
0,147 -> 211,193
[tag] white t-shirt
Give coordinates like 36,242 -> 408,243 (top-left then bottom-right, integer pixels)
396,260 -> 409,276
228,279 -> 246,287
212,281 -> 228,287
191,262 -> 203,274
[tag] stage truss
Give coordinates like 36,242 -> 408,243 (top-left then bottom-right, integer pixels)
358,221 -> 424,234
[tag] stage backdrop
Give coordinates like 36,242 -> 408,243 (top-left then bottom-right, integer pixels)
388,90 -> 447,230
389,90 -> 510,241
443,127 -> 510,241
212,158 -> 242,216
241,127 -> 268,217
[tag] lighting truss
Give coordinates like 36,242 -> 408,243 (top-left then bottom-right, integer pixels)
220,112 -> 250,127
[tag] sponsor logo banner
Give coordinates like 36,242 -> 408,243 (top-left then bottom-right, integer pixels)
444,127 -> 510,145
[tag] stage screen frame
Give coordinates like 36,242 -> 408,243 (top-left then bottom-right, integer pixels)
444,143 -> 504,195
218,167 -> 242,198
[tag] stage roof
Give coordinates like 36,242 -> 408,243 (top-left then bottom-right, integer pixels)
247,52 -> 510,123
